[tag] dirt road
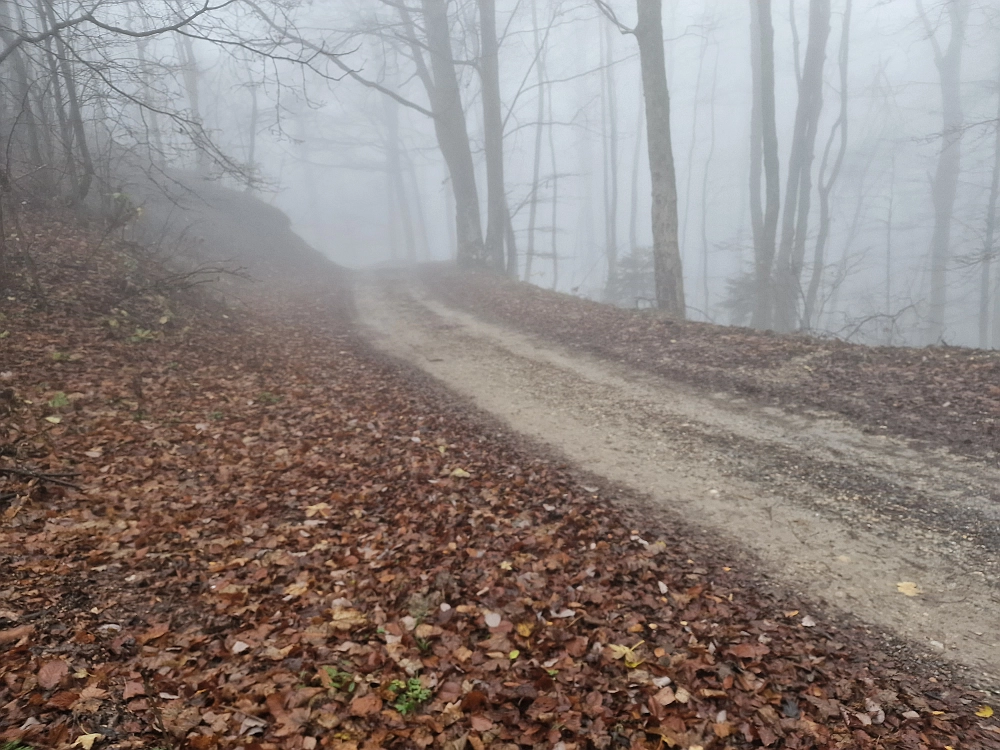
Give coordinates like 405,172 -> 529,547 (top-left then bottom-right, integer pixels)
355,272 -> 1000,686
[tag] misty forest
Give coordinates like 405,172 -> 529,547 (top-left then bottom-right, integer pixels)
2,1 -> 1000,749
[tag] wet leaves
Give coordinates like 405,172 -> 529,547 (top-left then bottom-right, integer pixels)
1,213 -> 997,749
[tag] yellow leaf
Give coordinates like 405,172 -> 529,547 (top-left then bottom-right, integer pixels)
976,705 -> 994,718
509,650 -> 519,660
284,581 -> 309,597
607,644 -> 629,659
72,734 -> 102,750
450,468 -> 471,478
499,561 -> 513,571
44,416 -> 62,424
896,582 -> 922,597
330,607 -> 366,631
608,641 -> 645,668
516,621 -> 534,637
305,502 -> 331,518
438,445 -> 447,455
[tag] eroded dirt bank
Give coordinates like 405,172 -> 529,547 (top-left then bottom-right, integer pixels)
356,272 -> 1000,684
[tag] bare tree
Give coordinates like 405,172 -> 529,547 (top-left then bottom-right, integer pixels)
979,66 -> 1000,348
597,0 -> 685,318
749,0 -> 781,329
917,0 -> 969,343
479,0 -> 508,272
803,0 -> 851,330
772,0 -> 831,332
601,21 -> 620,296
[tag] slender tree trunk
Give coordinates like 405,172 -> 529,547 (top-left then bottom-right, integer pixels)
246,83 -> 258,186
0,0 -> 43,171
136,37 -> 165,166
549,87 -> 559,290
504,201 -> 518,275
177,33 -> 207,173
403,151 -> 431,261
384,94 -> 417,263
602,21 -> 620,295
629,98 -> 645,255
885,155 -> 894,316
772,0 -> 830,332
524,0 -> 546,282
635,0 -> 685,318
804,0 -> 850,330
683,29 -> 709,274
385,165 -> 400,263
39,0 -> 93,202
979,72 -> 1000,348
479,0 -> 507,272
700,44 -> 719,320
920,0 -> 968,343
750,0 -> 781,329
423,0 -> 485,267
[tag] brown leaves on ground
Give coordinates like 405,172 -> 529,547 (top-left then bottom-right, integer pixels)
1,212 -> 998,749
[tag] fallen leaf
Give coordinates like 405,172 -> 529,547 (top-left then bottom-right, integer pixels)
284,580 -> 309,597
484,611 -> 502,628
38,659 -> 69,689
331,607 -> 366,631
976,705 -> 994,718
654,686 -> 676,705
896,582 -> 922,597
349,693 -> 383,716
450,468 -> 471,478
306,502 -> 331,518
0,624 -> 33,644
72,734 -> 102,750
122,681 -> 145,699
137,622 -> 170,644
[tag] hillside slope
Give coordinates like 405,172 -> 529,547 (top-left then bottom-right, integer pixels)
1,209 -> 998,749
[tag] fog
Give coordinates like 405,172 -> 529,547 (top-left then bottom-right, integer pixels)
3,0 -> 999,347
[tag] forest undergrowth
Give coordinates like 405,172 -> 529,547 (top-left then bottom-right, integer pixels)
1,211 -> 998,750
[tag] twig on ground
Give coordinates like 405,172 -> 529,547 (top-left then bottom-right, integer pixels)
0,466 -> 82,490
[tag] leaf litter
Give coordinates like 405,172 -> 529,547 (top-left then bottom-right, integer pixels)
0,210 -> 998,749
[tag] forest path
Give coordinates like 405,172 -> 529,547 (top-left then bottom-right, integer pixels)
354,271 -> 1000,685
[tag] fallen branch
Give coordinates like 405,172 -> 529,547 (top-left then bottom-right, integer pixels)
0,466 -> 82,490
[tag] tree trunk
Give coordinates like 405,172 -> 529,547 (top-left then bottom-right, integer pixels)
177,33 -> 207,173
683,29 -> 709,278
772,0 -> 830,332
803,0 -> 850,330
921,0 -> 968,343
750,0 -> 780,329
601,22 -> 620,296
635,0 -> 685,318
479,0 -> 507,272
549,84 -> 560,290
524,0 -> 546,282
700,44 -> 719,320
979,71 -> 1000,348
423,0 -> 485,267
384,94 -> 417,263
629,98 -> 644,255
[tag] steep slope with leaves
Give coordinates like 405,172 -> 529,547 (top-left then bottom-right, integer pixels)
1,211 -> 998,749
